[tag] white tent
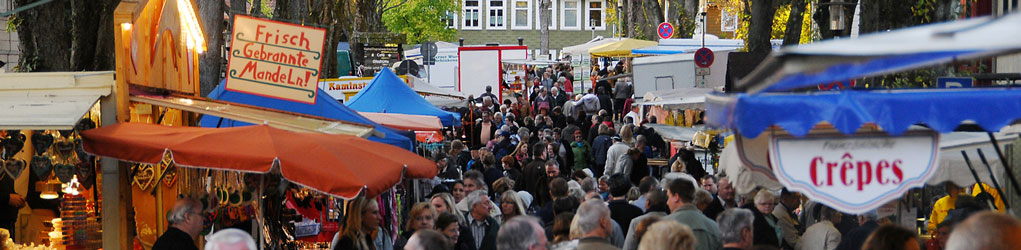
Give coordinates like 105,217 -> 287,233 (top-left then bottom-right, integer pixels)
561,37 -> 621,56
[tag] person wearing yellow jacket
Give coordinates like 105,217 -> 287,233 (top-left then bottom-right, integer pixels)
927,183 -> 965,235
971,183 -> 1006,213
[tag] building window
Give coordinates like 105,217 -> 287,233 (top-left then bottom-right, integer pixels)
464,0 -> 481,29
561,0 -> 580,29
444,11 -> 458,28
488,0 -> 506,28
512,0 -> 531,29
535,0 -> 558,30
585,0 -> 604,30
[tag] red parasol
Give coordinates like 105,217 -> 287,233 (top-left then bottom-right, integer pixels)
80,123 -> 436,199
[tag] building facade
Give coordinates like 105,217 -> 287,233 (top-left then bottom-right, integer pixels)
449,0 -> 615,57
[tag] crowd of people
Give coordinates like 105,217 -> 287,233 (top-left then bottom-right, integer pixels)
149,62 -> 1021,250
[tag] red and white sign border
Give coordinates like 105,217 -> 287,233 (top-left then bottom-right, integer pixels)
768,131 -> 941,214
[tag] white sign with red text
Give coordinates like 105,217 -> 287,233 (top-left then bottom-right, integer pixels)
768,132 -> 940,214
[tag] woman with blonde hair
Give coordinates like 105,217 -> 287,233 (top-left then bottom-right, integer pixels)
499,190 -> 528,223
333,196 -> 381,250
394,202 -> 437,250
430,193 -> 464,224
638,220 -> 696,250
619,124 -> 635,146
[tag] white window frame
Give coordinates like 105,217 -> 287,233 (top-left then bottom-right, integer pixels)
560,0 -> 582,30
511,0 -> 532,30
584,0 -> 605,30
487,0 -> 507,29
445,11 -> 459,29
535,0 -> 558,30
463,0 -> 482,30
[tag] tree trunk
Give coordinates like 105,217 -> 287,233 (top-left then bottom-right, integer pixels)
70,0 -> 99,71
198,0 -> 225,96
625,0 -> 634,37
15,0 -> 72,72
746,0 -> 778,53
88,0 -> 119,71
782,0 -> 806,46
539,0 -> 550,56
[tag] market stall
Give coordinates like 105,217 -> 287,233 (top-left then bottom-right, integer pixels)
587,38 -> 657,58
705,11 -> 1021,221
80,123 -> 436,248
345,68 -> 462,127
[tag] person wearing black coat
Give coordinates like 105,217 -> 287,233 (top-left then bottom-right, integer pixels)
0,173 -> 24,239
472,112 -> 496,149
596,87 -> 613,114
742,194 -> 782,248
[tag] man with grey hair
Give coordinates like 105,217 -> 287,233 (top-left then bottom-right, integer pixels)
717,208 -> 755,250
465,190 -> 500,250
551,85 -> 567,109
204,228 -> 256,250
497,216 -> 548,250
152,198 -> 203,250
574,199 -> 620,250
946,211 -> 1021,250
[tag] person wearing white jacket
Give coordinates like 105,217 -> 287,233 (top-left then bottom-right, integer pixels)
603,136 -> 630,177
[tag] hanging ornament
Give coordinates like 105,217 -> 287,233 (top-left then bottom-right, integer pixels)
31,132 -> 53,156
133,164 -> 156,191
76,161 -> 94,183
162,163 -> 178,187
3,159 -> 25,179
30,155 -> 52,179
2,131 -> 25,160
53,163 -> 75,183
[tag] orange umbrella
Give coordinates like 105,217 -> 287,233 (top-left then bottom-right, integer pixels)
81,123 -> 436,199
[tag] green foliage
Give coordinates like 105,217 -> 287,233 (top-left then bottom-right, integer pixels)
382,0 -> 459,44
6,14 -> 19,33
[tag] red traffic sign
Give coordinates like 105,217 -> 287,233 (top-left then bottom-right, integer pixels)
657,22 -> 674,39
818,79 -> 856,91
694,48 -> 714,68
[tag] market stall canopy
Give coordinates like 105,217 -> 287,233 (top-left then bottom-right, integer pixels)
134,94 -> 376,137
81,123 -> 436,199
733,12 -> 1021,93
706,88 -> 1021,138
358,112 -> 443,131
637,88 -> 713,109
642,124 -> 701,142
561,37 -> 621,56
588,38 -> 657,57
198,82 -> 415,151
500,59 -> 563,65
0,71 -> 113,130
720,130 -> 1019,195
346,68 -> 462,127
413,80 -> 466,99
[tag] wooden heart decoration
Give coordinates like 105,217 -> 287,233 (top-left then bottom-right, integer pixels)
31,133 -> 53,156
76,162 -> 93,183
74,138 -> 93,163
4,159 -> 25,179
2,133 -> 25,159
53,164 -> 75,183
133,164 -> 156,191
79,168 -> 96,189
54,141 -> 75,157
162,164 -> 178,187
30,155 -> 52,179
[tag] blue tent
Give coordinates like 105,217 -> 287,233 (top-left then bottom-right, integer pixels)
198,81 -> 415,151
345,68 -> 462,127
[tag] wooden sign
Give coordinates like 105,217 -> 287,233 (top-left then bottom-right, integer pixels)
227,15 -> 327,104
